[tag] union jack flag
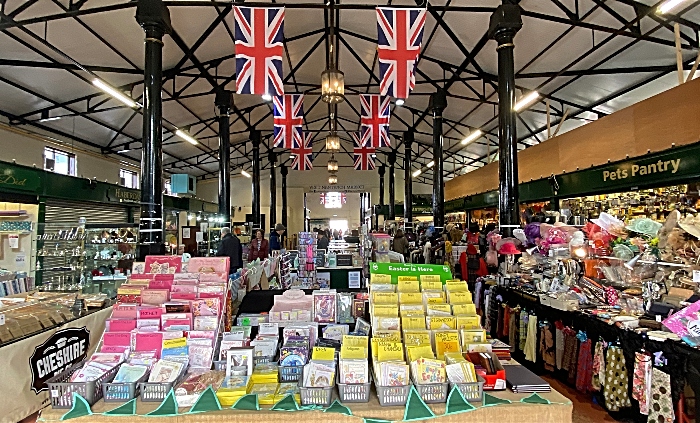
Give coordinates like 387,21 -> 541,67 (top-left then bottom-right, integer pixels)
352,132 -> 376,170
376,8 -> 426,99
273,94 -> 304,149
360,94 -> 391,148
234,7 -> 285,96
291,132 -> 313,171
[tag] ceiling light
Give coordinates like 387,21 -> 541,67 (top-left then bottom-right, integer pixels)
514,91 -> 540,112
333,214 -> 338,217
321,68 -> 345,104
371,154 -> 376,158
262,94 -> 272,102
395,99 -> 405,106
427,160 -> 434,168
461,129 -> 483,145
657,0 -> 688,14
412,169 -> 422,178
325,133 -> 340,152
241,170 -> 251,178
328,174 -> 338,185
327,155 -> 339,172
92,78 -> 138,108
175,129 -> 198,145
38,110 -> 61,123
117,143 -> 132,153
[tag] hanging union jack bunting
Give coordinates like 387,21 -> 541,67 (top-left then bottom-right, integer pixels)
360,94 -> 391,148
234,6 -> 285,96
291,132 -> 313,171
376,8 -> 426,99
273,94 -> 304,149
352,132 -> 376,171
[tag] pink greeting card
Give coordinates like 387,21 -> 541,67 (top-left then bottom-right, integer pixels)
103,332 -> 132,347
188,257 -> 229,281
112,304 -> 138,319
141,289 -> 170,305
171,292 -> 197,301
171,284 -> 197,293
100,345 -> 130,354
135,332 -> 164,357
663,300 -> 700,347
107,319 -> 137,332
187,330 -> 216,339
192,298 -> 221,317
138,306 -> 164,319
144,255 -> 182,274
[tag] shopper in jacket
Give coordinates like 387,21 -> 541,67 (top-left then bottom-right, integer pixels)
316,228 -> 330,251
216,227 -> 242,274
248,229 -> 269,261
392,229 -> 410,257
269,223 -> 286,253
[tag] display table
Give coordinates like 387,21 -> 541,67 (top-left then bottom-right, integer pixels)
2,306 -> 112,423
37,387 -> 572,423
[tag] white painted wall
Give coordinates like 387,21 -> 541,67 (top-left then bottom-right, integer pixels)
0,125 -> 139,183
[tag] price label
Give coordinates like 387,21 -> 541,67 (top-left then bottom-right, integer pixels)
656,315 -> 662,323
50,390 -> 59,398
688,320 -> 700,337
693,270 -> 700,283
0,314 -> 5,326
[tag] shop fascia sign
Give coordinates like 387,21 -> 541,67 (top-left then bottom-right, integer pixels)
305,185 -> 366,193
0,165 -> 40,192
111,187 -> 140,203
601,157 -> 682,182
29,326 -> 90,393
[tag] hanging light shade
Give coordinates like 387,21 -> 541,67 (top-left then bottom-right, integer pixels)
328,173 -> 338,185
321,68 -> 345,104
327,156 -> 338,172
325,133 -> 340,153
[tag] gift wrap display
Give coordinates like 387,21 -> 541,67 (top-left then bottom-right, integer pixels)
36,261 -> 572,423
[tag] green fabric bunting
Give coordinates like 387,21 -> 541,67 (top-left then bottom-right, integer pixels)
520,393 -> 551,404
363,419 -> 393,423
402,385 -> 435,421
102,398 -> 137,416
270,393 -> 300,411
232,394 -> 260,410
60,394 -> 93,421
444,385 -> 476,415
323,399 -> 352,416
188,386 -> 222,413
145,390 -> 179,417
482,393 -> 511,407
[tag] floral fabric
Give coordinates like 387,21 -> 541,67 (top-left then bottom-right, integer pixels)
591,341 -> 606,391
633,352 -> 652,415
576,339 -> 593,393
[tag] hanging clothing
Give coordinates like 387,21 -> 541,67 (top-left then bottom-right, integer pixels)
555,321 -> 565,370
524,314 -> 538,362
509,308 -> 519,353
591,340 -> 606,391
633,352 -> 652,415
539,322 -> 556,372
561,328 -> 579,384
603,346 -> 631,412
496,304 -> 505,339
647,367 -> 674,423
502,306 -> 511,339
575,339 -> 593,393
519,312 -> 528,351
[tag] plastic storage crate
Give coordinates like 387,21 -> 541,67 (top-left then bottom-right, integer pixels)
102,373 -> 149,402
139,368 -> 186,403
278,364 -> 304,382
254,355 -> 274,366
337,376 -> 371,403
450,376 -> 485,403
298,381 -> 334,407
46,363 -> 119,409
413,379 -> 448,404
376,383 -> 412,406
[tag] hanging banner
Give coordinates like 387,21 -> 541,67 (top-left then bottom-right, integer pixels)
305,185 -> 366,194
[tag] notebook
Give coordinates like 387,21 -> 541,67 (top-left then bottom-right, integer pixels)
505,365 -> 551,393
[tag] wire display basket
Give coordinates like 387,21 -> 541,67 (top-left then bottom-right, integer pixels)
102,372 -> 149,402
46,362 -> 119,409
450,376 -> 485,403
336,375 -> 371,403
278,364 -> 304,382
298,381 -> 334,407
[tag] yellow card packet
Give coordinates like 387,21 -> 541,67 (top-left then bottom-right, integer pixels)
373,292 -> 399,305
377,341 -> 404,362
434,331 -> 460,359
429,316 -> 457,330
420,281 -> 443,291
420,274 -> 442,283
445,281 -> 468,292
407,345 -> 435,362
397,275 -> 419,282
397,279 -> 420,293
312,346 -> 336,361
402,316 -> 426,330
448,291 -> 473,305
372,304 -> 398,317
460,329 -> 487,345
373,330 -> 402,342
452,304 -> 477,315
403,330 -> 432,347
427,303 -> 452,316
343,335 -> 369,348
371,273 -> 392,284
456,315 -> 481,330
399,292 -> 423,304
341,345 -> 368,360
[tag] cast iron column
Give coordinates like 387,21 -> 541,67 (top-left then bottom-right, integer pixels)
429,89 -> 447,233
377,165 -> 386,230
269,152 -> 277,228
215,88 -> 233,225
281,165 -> 288,230
251,130 -> 261,230
404,131 -> 414,232
359,193 -> 365,224
136,0 -> 171,256
489,3 -> 522,237
388,152 -> 396,220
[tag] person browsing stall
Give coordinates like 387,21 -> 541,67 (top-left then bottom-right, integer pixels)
269,223 -> 286,253
216,227 -> 243,274
248,229 -> 269,261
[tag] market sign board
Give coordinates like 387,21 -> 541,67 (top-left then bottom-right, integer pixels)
369,262 -> 452,284
0,164 -> 41,192
306,185 -> 365,193
29,326 -> 90,393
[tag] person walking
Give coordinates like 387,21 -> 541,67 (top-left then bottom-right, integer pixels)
216,227 -> 242,274
392,229 -> 410,259
248,229 -> 269,261
269,223 -> 286,253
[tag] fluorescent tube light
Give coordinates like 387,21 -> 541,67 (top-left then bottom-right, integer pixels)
412,169 -> 422,178
395,99 -> 405,106
175,129 -> 198,145
92,79 -> 138,108
461,129 -> 483,145
427,160 -> 434,168
241,170 -> 251,178
262,94 -> 272,102
514,91 -> 540,112
657,0 -> 687,14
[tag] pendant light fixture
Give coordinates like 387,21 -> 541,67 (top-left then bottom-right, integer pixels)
327,154 -> 338,172
321,2 -> 344,104
328,173 -> 338,185
325,133 -> 340,153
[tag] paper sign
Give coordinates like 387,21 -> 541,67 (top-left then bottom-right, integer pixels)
348,271 -> 361,289
343,335 -> 368,348
370,273 -> 391,284
135,332 -> 163,356
0,314 -> 5,326
15,253 -> 26,266
196,231 -> 204,243
139,307 -> 164,319
162,337 -> 187,349
108,319 -> 137,332
340,345 -> 367,360
419,274 -> 441,283
183,228 -> 191,239
398,279 -> 420,293
421,281 -> 442,291
103,332 -> 132,347
312,346 -> 336,361
377,341 -> 404,362
694,270 -> 700,283
8,234 -> 19,249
